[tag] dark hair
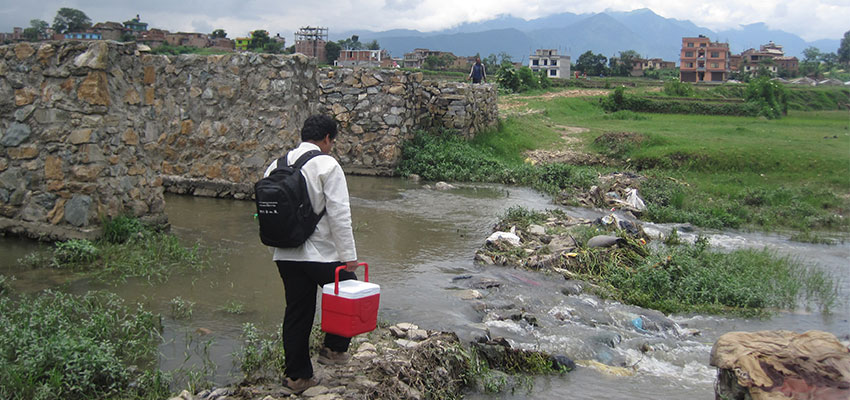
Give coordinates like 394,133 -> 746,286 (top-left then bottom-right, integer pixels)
300,115 -> 338,142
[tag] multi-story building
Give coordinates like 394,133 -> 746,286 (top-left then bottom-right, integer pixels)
528,49 -> 571,78
403,48 -> 446,69
736,42 -> 798,75
335,49 -> 392,68
630,58 -> 676,76
679,35 -> 730,82
294,26 -> 327,63
124,15 -> 148,34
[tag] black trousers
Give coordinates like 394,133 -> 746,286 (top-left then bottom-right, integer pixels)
276,260 -> 356,379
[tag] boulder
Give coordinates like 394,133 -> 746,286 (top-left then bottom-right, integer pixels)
710,330 -> 850,400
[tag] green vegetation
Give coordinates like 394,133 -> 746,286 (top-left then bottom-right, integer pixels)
20,216 -> 210,284
150,44 -> 230,55
497,208 -> 839,315
0,290 -> 169,400
399,87 -> 849,234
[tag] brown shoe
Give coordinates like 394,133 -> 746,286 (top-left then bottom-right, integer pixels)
317,347 -> 350,365
282,376 -> 320,395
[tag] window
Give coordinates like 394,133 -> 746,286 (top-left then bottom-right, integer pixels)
700,43 -> 706,47
543,59 -> 548,65
685,51 -> 694,57
711,63 -> 719,68
688,62 -> 694,68
532,59 -> 538,66
550,69 -> 557,76
551,59 -> 557,66
711,52 -> 719,58
687,42 -> 694,47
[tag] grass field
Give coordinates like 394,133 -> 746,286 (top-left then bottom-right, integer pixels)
404,87 -> 850,235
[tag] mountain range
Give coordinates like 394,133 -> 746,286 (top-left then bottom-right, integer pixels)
332,8 -> 841,65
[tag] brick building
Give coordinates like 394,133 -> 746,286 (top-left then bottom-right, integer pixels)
403,48 -> 447,69
295,26 -> 327,63
335,49 -> 392,68
680,35 -> 730,82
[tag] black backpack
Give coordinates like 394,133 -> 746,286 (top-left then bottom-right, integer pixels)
254,150 -> 326,248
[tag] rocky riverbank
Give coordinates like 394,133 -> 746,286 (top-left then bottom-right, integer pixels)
172,322 -> 571,400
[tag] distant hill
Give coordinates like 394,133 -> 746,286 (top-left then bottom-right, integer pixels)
334,8 -> 841,65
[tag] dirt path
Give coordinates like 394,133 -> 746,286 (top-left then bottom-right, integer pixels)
498,89 -> 608,114
523,124 -> 608,166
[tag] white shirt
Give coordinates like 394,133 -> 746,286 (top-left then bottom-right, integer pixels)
262,142 -> 357,263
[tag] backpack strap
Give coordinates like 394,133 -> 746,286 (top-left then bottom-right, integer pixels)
284,149 -> 328,219
288,149 -> 326,169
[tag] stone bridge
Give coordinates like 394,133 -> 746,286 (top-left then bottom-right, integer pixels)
0,41 -> 498,239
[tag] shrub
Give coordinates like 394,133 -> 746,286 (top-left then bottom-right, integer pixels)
496,64 -> 520,93
53,239 -> 99,266
745,76 -> 788,119
663,79 -> 695,97
101,215 -> 147,244
517,67 -> 539,91
0,290 -> 168,400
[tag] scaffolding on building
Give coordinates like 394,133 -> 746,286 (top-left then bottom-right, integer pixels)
295,26 -> 328,61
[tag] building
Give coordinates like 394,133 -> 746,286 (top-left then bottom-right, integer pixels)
402,48 -> 449,69
209,38 -> 235,51
294,26 -> 327,63
92,22 -> 125,41
630,58 -> 676,76
57,32 -> 103,41
680,35 -> 730,82
124,15 -> 148,34
0,27 -> 23,42
166,32 -> 209,48
736,42 -> 798,75
136,29 -> 167,48
335,49 -> 391,68
528,49 -> 571,79
234,37 -> 250,51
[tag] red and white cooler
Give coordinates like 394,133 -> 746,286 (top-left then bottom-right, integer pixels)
321,263 -> 380,337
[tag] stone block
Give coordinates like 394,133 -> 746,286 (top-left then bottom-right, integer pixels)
143,65 -> 156,84
77,71 -> 110,106
14,43 -> 35,60
144,87 -> 155,105
1,122 -> 32,146
122,129 -> 139,145
14,88 -> 37,106
64,194 -> 92,227
73,41 -> 108,70
44,156 -> 63,180
124,88 -> 141,105
68,129 -> 94,144
7,146 -> 38,159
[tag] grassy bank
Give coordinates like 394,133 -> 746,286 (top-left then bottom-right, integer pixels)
399,91 -> 849,235
0,288 -> 169,400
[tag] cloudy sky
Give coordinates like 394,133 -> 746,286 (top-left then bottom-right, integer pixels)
1,0 -> 847,42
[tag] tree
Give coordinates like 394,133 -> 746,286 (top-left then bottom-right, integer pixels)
22,28 -> 40,41
802,47 -> 821,63
52,7 -> 91,34
250,30 -> 269,51
365,40 -> 380,50
325,41 -> 341,64
339,35 -> 362,50
839,30 -> 850,65
29,19 -> 49,38
576,50 -> 608,76
211,29 -> 227,39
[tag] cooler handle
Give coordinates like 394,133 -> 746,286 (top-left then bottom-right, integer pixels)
334,262 -> 369,295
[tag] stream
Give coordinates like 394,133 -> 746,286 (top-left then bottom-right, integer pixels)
1,175 -> 847,399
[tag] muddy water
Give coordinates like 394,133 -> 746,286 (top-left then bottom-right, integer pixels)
1,175 -> 847,398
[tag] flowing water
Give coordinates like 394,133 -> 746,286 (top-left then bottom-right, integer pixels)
1,175 -> 847,399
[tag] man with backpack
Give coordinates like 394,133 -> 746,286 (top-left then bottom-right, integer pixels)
261,114 -> 358,394
468,57 -> 487,84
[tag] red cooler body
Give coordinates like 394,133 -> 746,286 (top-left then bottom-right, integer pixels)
321,263 -> 380,337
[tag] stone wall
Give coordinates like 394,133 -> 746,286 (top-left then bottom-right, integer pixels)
0,41 -> 498,239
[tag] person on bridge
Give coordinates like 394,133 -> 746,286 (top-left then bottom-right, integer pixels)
468,57 -> 487,84
263,114 -> 359,395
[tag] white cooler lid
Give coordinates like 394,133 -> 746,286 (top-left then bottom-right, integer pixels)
322,280 -> 380,299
